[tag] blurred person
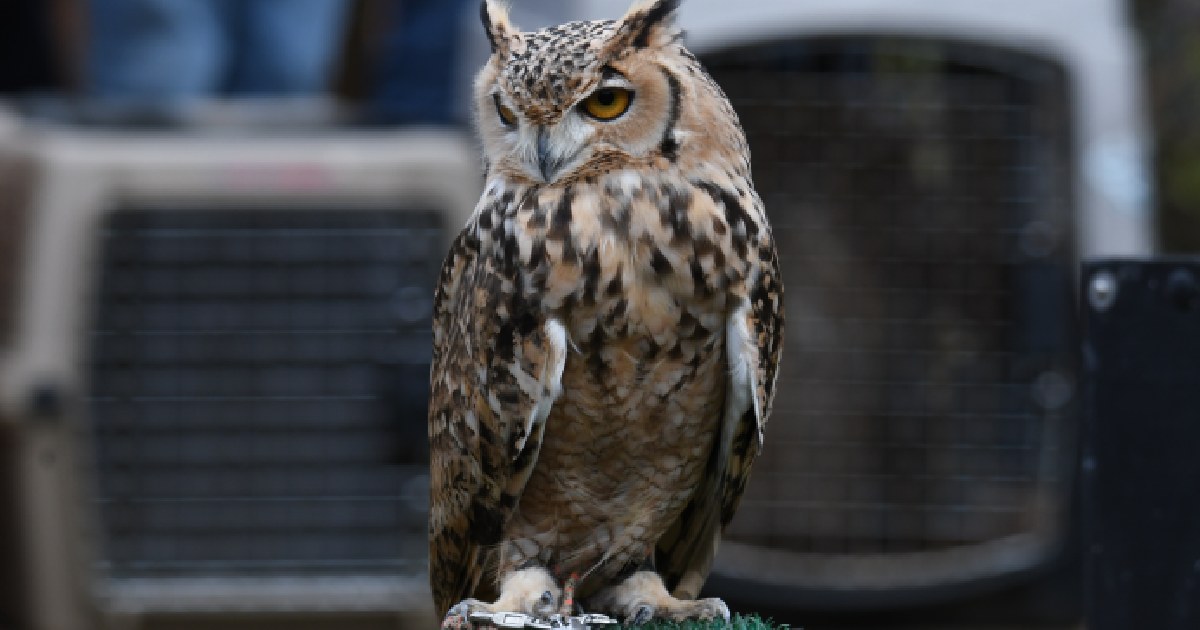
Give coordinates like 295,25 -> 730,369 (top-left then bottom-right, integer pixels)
365,0 -> 575,125
0,0 -> 63,94
365,0 -> 476,125
85,0 -> 350,103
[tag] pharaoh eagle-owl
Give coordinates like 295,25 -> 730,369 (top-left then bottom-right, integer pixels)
428,0 -> 784,625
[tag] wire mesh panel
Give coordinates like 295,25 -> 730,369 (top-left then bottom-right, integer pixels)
86,209 -> 441,579
704,38 -> 1076,590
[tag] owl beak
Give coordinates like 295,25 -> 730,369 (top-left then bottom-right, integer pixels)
536,129 -> 556,182
530,125 -> 579,183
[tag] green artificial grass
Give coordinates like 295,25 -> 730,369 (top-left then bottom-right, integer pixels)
465,612 -> 788,630
630,613 -> 788,630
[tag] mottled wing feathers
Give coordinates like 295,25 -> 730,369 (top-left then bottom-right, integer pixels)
654,191 -> 785,599
428,214 -> 567,616
724,241 -> 785,524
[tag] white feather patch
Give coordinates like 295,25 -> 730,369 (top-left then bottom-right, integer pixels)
512,318 -> 568,458
724,300 -> 762,449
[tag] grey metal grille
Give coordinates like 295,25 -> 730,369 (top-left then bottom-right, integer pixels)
86,209 -> 441,577
703,39 -> 1076,583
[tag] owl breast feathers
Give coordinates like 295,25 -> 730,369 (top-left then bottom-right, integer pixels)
428,0 -> 784,625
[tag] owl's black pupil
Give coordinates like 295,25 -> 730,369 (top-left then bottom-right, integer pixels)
596,90 -> 616,106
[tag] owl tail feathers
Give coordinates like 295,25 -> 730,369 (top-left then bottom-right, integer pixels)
611,0 -> 684,52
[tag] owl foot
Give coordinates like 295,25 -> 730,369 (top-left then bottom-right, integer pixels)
441,566 -> 562,629
586,571 -> 730,625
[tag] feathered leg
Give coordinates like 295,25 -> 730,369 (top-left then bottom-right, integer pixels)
441,567 -> 562,629
586,571 -> 730,625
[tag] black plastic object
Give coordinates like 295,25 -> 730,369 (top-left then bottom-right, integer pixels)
1082,259 -> 1200,630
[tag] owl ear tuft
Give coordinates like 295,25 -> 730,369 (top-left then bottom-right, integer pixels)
615,0 -> 682,50
481,0 -> 518,55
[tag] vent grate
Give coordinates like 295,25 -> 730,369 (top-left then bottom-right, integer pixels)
703,38 -> 1076,571
86,210 -> 441,577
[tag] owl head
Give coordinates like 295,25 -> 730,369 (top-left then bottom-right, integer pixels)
474,0 -> 743,186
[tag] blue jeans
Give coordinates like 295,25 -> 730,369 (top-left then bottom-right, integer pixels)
369,0 -> 474,125
87,0 -> 350,102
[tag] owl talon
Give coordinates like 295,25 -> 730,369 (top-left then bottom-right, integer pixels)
443,599 -> 486,629
440,610 -> 470,629
630,604 -> 655,627
696,597 -> 731,623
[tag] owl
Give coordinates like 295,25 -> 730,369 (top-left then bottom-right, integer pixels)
428,0 -> 784,626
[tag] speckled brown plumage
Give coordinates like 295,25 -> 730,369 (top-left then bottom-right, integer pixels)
429,0 -> 783,625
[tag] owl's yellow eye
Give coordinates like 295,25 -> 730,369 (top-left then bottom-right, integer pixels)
582,87 -> 633,121
494,94 -> 517,127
